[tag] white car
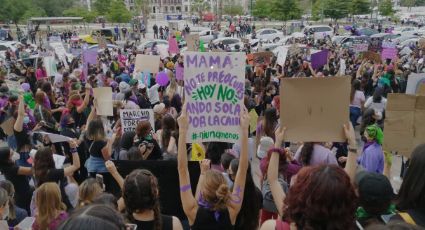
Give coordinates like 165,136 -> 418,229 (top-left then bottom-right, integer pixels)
137,39 -> 169,52
392,27 -> 417,35
211,37 -> 243,51
249,28 -> 283,42
198,29 -> 224,42
397,38 -> 420,49
303,25 -> 334,38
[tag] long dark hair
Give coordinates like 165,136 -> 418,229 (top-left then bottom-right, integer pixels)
0,146 -> 13,169
396,143 -> 425,211
300,142 -> 315,166
161,114 -> 177,151
350,79 -> 361,102
372,87 -> 384,103
232,162 -> 261,230
34,147 -> 56,185
263,108 -> 277,139
123,169 -> 162,230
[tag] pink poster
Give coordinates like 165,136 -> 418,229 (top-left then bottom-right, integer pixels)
168,37 -> 179,54
381,48 -> 397,60
175,65 -> 184,80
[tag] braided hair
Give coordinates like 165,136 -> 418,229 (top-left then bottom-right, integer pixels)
123,169 -> 162,230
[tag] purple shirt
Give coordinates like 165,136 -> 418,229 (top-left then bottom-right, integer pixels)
295,144 -> 338,166
358,142 -> 384,174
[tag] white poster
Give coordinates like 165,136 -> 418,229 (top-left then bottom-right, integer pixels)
184,52 -> 245,144
120,109 -> 155,132
275,46 -> 288,67
406,73 -> 425,95
44,56 -> 58,77
49,42 -> 69,68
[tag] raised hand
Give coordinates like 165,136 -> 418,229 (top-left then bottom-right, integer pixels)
177,103 -> 189,130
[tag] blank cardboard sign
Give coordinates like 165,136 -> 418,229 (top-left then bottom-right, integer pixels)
383,94 -> 425,157
135,54 -> 161,73
280,77 -> 350,142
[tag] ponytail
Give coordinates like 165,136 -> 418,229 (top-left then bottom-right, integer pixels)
300,142 -> 315,166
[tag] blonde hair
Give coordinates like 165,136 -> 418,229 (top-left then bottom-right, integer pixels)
35,183 -> 66,230
202,170 -> 230,211
78,178 -> 103,207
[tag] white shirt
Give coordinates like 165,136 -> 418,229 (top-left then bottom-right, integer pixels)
148,84 -> 160,105
364,96 -> 387,114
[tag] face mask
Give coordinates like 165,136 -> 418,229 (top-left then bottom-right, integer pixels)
11,151 -> 20,162
145,134 -> 153,141
23,116 -> 30,124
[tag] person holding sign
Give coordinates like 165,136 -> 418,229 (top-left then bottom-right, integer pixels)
177,103 -> 250,229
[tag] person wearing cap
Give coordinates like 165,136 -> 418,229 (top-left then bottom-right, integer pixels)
358,124 -> 384,174
134,82 -> 151,109
355,171 -> 396,228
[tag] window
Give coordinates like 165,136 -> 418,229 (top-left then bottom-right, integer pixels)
176,6 -> 181,12
164,6 -> 168,12
185,6 -> 188,12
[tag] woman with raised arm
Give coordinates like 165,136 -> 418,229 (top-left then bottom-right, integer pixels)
177,103 -> 250,229
261,123 -> 359,229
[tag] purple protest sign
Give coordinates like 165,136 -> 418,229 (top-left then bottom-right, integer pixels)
168,37 -> 179,54
311,50 -> 329,70
175,65 -> 184,81
381,48 -> 397,60
83,50 -> 98,65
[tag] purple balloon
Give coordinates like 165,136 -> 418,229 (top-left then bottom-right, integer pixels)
156,72 -> 169,86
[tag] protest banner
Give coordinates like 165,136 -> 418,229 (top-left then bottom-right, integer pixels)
311,49 -> 328,70
184,51 -> 245,143
186,34 -> 200,51
135,54 -> 161,73
49,42 -> 69,68
93,87 -> 113,116
363,51 -> 382,63
406,73 -> 425,95
33,131 -> 73,143
43,56 -> 57,77
381,48 -> 398,60
168,36 -> 179,54
280,77 -> 351,142
353,43 -> 369,53
83,50 -> 98,65
275,46 -> 289,67
383,94 -> 425,157
120,109 -> 155,132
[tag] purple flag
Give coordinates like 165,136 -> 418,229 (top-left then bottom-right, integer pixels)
175,65 -> 184,81
311,50 -> 329,70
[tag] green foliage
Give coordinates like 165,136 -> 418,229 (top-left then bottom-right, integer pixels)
252,0 -> 302,20
33,0 -> 75,17
252,0 -> 271,18
63,7 -> 97,22
400,0 -> 425,6
223,3 -> 244,16
106,0 -> 132,23
0,0 -> 30,23
378,0 -> 394,16
312,0 -> 349,21
21,7 -> 47,22
350,0 -> 371,15
94,0 -> 113,15
191,0 -> 211,18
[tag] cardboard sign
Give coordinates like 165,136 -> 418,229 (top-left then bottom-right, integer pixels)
363,51 -> 382,63
120,109 -> 155,132
311,49 -> 328,70
135,54 -> 161,73
383,94 -> 425,157
247,52 -> 273,66
186,34 -> 200,51
381,48 -> 398,60
406,73 -> 425,95
44,56 -> 57,77
93,87 -> 113,116
280,77 -> 351,142
0,117 -> 15,136
275,46 -> 289,67
184,52 -> 245,143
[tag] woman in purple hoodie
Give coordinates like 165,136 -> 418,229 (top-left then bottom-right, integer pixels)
358,124 -> 384,173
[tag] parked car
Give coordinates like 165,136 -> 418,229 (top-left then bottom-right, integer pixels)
79,28 -> 116,44
137,39 -> 169,52
397,37 -> 420,49
358,28 -> 379,36
198,29 -> 224,42
249,28 -> 284,42
302,25 -> 334,40
211,37 -> 243,51
393,35 -> 418,45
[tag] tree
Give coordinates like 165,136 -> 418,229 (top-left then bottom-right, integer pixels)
350,0 -> 371,15
106,0 -> 132,23
63,7 -> 97,22
93,0 -> 113,15
379,0 -> 394,16
33,0 -> 75,17
270,0 -> 302,21
0,0 -> 31,24
134,0 -> 149,31
321,0 -> 350,21
21,7 -> 47,22
252,0 -> 271,18
223,2 -> 244,16
191,0 -> 211,20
